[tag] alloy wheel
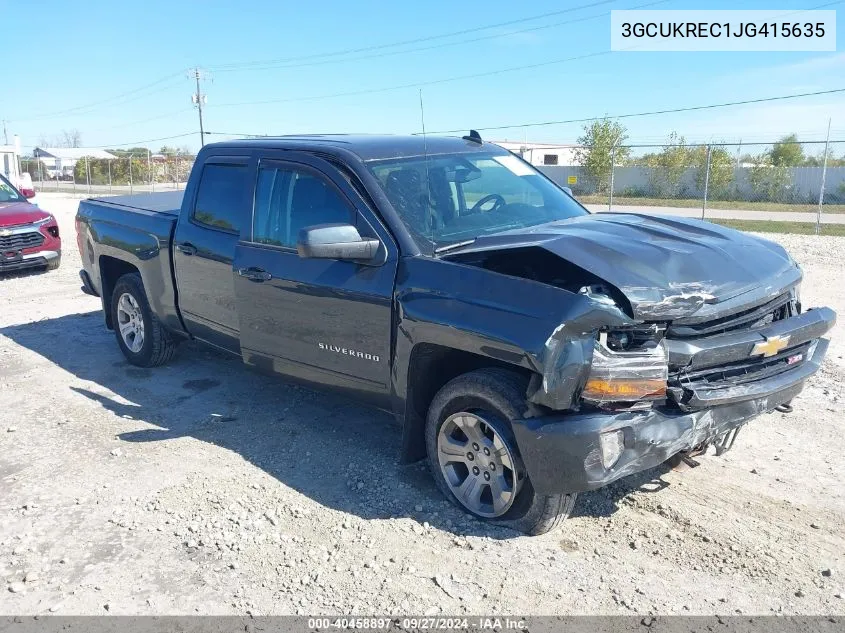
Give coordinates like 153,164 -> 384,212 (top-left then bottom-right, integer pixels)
116,292 -> 145,353
436,412 -> 520,518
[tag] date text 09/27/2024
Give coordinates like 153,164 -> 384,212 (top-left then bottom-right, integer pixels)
306,617 -> 527,630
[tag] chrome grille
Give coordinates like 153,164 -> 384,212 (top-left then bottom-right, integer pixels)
671,341 -> 812,392
667,292 -> 795,339
662,286 -> 825,410
0,231 -> 44,251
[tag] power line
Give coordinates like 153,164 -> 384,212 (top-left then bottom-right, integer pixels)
85,108 -> 196,134
95,132 -> 196,148
421,87 -> 845,135
213,49 -> 615,109
209,0 -> 620,71
9,73 -> 186,123
208,0 -> 842,97
488,139 -> 845,151
196,132 -> 845,152
206,0 -> 840,73
210,0 -> 671,74
210,3 -> 841,110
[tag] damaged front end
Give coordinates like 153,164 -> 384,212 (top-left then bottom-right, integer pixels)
409,215 -> 835,493
530,310 -> 670,413
512,277 -> 835,494
442,244 -> 834,496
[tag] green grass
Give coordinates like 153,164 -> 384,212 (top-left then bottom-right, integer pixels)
707,219 -> 845,236
578,195 -> 845,214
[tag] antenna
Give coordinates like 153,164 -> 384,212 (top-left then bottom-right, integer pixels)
419,89 -> 433,239
462,129 -> 483,144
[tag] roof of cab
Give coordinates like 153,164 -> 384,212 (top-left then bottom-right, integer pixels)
204,134 -> 509,162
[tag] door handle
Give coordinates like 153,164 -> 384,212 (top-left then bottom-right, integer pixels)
237,267 -> 272,282
176,242 -> 197,256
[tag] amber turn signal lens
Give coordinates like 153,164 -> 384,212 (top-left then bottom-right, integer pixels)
582,378 -> 667,401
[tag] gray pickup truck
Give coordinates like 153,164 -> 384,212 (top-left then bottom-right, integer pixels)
75,134 -> 835,534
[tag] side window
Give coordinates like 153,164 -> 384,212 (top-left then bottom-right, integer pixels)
253,166 -> 353,248
192,163 -> 248,232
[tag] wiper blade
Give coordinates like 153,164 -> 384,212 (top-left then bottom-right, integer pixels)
434,239 -> 476,254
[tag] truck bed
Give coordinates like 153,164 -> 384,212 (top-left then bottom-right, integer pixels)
76,192 -> 183,335
90,191 -> 183,216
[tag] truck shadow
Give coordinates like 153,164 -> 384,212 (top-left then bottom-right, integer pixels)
2,311 -> 676,539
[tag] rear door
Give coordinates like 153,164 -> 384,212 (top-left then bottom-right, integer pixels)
233,153 -> 398,405
173,156 -> 251,353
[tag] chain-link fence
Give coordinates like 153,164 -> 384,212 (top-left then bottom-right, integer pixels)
534,139 -> 845,232
20,152 -> 196,195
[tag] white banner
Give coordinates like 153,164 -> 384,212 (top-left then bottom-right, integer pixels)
611,10 -> 836,52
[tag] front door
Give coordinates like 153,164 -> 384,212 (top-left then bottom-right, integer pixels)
233,154 -> 398,405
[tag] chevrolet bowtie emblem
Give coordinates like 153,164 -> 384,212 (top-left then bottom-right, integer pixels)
0,229 -> 10,237
751,334 -> 790,358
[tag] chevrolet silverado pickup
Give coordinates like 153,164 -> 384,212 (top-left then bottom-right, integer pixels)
75,134 -> 836,534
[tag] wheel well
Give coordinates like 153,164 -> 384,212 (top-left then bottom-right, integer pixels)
99,256 -> 139,329
400,343 -> 532,463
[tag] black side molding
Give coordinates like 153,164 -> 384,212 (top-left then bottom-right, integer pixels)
79,269 -> 99,297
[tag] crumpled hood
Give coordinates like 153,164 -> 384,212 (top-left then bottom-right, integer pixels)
465,213 -> 799,320
0,201 -> 50,227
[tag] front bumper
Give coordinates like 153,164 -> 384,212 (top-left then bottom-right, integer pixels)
512,336 -> 830,495
0,249 -> 60,272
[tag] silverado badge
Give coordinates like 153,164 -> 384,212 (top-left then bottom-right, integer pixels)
751,334 -> 790,358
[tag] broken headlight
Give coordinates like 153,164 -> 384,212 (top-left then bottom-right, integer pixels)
789,284 -> 802,314
581,327 -> 668,410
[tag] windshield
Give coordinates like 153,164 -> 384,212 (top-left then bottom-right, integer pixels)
0,174 -> 24,203
368,150 -> 587,253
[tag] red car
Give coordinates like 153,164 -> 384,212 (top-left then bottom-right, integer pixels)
0,173 -> 61,273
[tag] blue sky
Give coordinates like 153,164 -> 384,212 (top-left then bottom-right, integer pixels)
2,0 -> 843,153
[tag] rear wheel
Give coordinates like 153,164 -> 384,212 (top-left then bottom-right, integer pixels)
425,368 -> 577,535
111,273 -> 177,367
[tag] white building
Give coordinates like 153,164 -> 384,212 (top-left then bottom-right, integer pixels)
33,147 -> 117,179
1,136 -> 23,183
493,141 -> 578,167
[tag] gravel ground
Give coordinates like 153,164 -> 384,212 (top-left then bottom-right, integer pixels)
1,194 -> 843,616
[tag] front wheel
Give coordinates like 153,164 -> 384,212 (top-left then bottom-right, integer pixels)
425,368 -> 577,535
110,273 -> 177,367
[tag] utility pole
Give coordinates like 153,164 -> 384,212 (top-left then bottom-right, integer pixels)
190,68 -> 208,147
2,120 -> 7,145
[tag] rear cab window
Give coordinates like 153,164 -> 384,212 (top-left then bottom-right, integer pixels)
192,163 -> 249,232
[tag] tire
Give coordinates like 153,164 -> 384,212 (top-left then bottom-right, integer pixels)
425,368 -> 577,535
110,273 -> 178,367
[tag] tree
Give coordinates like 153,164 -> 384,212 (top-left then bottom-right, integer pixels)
73,154 -> 151,185
61,129 -> 82,148
573,118 -> 631,193
38,129 -> 82,148
158,145 -> 191,156
692,145 -> 735,200
803,148 -> 845,167
645,132 -> 694,198
769,134 -> 804,167
748,154 -> 793,202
